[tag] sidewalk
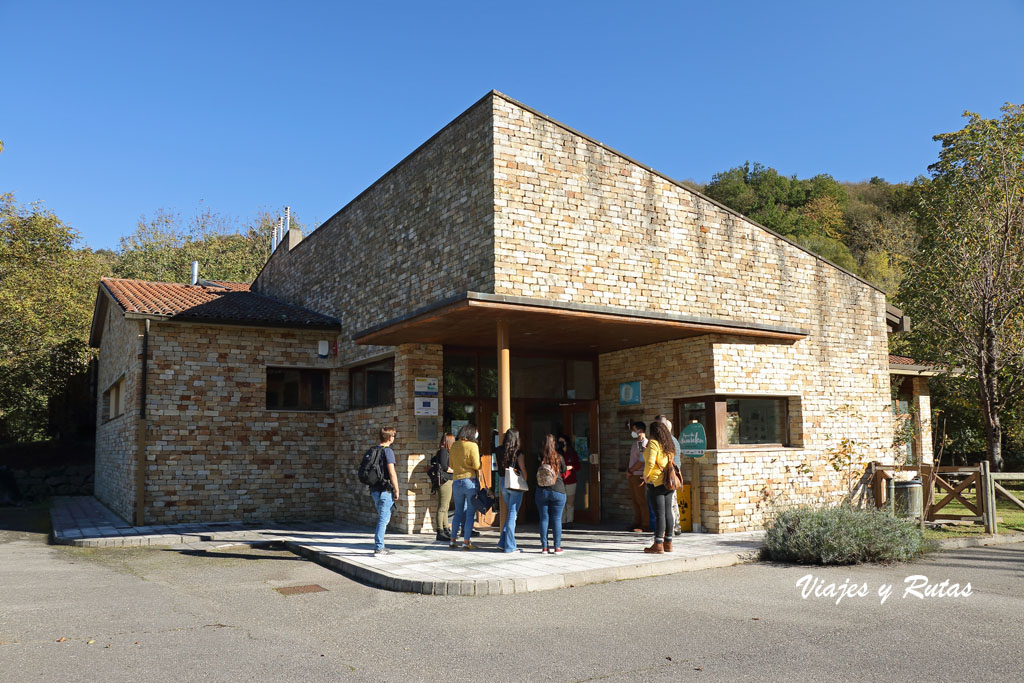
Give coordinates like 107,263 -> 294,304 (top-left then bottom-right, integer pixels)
50,496 -> 764,595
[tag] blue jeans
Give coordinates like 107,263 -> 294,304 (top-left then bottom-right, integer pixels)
536,487 -> 566,550
452,477 -> 478,543
370,489 -> 394,551
499,476 -> 524,552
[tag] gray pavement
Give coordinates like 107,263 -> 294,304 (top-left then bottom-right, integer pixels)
3,504 -> 1023,682
50,496 -> 765,594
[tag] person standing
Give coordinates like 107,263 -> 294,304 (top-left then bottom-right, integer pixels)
626,421 -> 653,532
535,434 -> 568,554
448,424 -> 481,550
558,436 -> 581,526
368,426 -> 400,556
655,415 -> 684,535
496,428 -> 527,553
431,433 -> 455,541
642,421 -> 676,554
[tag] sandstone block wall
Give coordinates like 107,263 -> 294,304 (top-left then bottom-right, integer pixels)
333,343 -> 444,534
489,94 -> 895,532
94,304 -> 140,521
143,323 -> 338,524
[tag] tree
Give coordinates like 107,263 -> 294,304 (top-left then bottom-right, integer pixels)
114,205 -> 281,283
0,194 -> 110,441
899,104 -> 1024,471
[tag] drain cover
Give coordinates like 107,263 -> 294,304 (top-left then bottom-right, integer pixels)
275,584 -> 327,596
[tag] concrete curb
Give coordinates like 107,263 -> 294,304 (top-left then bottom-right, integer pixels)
933,531 -> 1024,550
285,540 -> 761,596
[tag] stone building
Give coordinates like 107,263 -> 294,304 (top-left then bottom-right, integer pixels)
91,91 -> 931,531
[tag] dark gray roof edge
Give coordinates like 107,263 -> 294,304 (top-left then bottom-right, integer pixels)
352,290 -> 808,342
124,311 -> 341,332
490,90 -> 888,297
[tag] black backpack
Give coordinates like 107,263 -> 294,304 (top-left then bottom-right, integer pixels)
358,446 -> 386,488
427,453 -> 443,493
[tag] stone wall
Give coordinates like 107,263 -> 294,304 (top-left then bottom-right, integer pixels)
94,303 -> 140,521
252,96 -> 497,368
487,92 -> 895,532
333,343 -> 444,534
142,322 -> 338,524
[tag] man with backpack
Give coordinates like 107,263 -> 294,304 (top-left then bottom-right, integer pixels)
358,426 -> 400,555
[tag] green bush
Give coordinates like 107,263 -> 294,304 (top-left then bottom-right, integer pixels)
763,505 -> 928,565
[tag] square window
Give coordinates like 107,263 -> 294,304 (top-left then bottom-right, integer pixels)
267,368 -> 329,411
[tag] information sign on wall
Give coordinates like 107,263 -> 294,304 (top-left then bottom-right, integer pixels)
680,422 -> 707,457
414,377 -> 438,396
619,381 -> 642,405
414,397 -> 439,416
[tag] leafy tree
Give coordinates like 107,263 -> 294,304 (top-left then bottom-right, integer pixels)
899,104 -> 1024,471
0,194 -> 111,441
114,205 -> 284,283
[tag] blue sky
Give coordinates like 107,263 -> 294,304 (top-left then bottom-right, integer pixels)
2,1 -> 1022,250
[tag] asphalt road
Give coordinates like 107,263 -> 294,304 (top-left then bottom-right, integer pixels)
1,506 -> 1022,682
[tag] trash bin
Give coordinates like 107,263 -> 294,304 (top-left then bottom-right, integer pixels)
894,479 -> 923,518
677,484 -> 692,532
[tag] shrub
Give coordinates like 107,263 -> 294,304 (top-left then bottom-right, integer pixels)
763,504 -> 928,565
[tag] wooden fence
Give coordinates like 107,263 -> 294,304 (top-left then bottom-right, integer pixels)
868,462 -> 1024,534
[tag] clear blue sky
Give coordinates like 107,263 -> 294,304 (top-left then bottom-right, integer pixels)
2,1 -> 1022,250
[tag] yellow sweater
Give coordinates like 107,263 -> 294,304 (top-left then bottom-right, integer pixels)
449,440 -> 481,480
643,439 -> 671,487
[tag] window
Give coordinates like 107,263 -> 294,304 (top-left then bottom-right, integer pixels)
103,376 -> 126,421
726,398 -> 787,445
443,351 -> 596,401
267,368 -> 329,411
349,358 -> 394,409
674,395 -> 793,449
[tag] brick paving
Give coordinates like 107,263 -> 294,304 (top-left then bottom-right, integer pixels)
50,496 -> 765,595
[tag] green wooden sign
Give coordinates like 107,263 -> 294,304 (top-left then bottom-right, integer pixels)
680,422 -> 707,457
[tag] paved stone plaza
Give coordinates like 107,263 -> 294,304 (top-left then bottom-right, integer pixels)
51,496 -> 764,595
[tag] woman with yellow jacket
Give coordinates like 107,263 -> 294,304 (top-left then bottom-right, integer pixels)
448,424 -> 482,550
642,420 -> 676,554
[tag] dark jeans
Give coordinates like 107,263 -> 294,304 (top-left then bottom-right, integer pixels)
535,487 -> 566,550
646,484 -> 674,542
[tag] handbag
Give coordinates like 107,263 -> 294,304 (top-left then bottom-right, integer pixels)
663,460 -> 683,492
505,466 -> 529,491
472,485 -> 497,514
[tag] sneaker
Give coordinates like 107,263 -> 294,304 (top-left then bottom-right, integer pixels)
553,548 -> 564,554
462,543 -> 478,551
540,547 -> 549,554
449,540 -> 459,549
373,548 -> 392,556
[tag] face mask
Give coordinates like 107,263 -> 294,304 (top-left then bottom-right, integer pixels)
631,431 -> 638,439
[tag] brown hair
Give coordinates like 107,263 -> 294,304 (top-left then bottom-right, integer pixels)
456,424 -> 478,442
500,428 -> 521,469
379,426 -> 396,443
540,434 -> 561,473
438,432 -> 455,451
648,421 -> 675,456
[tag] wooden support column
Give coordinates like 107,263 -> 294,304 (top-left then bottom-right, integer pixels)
497,319 -> 511,532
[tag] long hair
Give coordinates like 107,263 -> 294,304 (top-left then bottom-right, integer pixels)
540,434 -> 560,472
438,432 -> 454,451
648,421 -> 675,457
500,428 -> 521,469
456,423 -> 478,442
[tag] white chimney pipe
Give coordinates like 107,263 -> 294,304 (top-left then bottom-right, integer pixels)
284,206 -> 291,235
190,261 -> 199,286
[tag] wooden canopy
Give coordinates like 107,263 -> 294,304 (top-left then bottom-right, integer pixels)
353,292 -> 807,354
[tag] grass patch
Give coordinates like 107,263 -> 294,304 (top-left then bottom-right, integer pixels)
764,505 -> 929,565
924,481 -> 1024,540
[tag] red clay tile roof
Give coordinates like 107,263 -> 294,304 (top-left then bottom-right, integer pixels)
889,354 -> 917,365
100,278 -> 339,329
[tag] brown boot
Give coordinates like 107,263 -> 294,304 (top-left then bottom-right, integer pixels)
663,540 -> 673,553
643,541 -> 665,554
